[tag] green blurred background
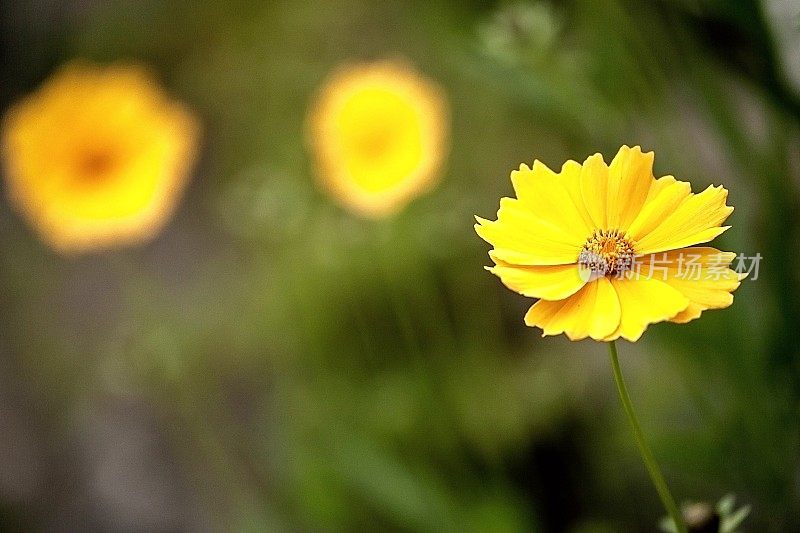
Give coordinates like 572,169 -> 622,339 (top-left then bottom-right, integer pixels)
1,0 -> 799,531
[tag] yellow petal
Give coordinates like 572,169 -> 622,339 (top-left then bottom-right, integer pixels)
607,145 -> 655,230
605,275 -> 689,342
632,184 -> 733,255
643,174 -> 678,201
670,303 -> 704,324
559,160 -> 597,231
475,197 -> 584,265
487,257 -> 586,300
511,160 -> 594,242
626,177 -> 691,242
524,277 -> 620,340
579,153 -> 610,229
633,247 -> 743,324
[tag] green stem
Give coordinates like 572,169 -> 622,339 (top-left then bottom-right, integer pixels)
607,341 -> 686,533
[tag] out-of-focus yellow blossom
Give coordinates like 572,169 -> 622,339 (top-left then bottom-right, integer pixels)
306,60 -> 449,218
476,146 -> 745,342
1,61 -> 200,253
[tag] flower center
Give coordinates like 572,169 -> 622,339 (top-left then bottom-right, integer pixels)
578,229 -> 635,279
75,148 -> 117,184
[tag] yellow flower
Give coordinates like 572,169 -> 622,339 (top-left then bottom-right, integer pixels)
306,60 -> 449,218
1,61 -> 200,253
476,146 -> 744,341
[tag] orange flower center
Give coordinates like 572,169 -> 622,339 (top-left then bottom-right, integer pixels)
578,229 -> 635,278
74,148 -> 118,185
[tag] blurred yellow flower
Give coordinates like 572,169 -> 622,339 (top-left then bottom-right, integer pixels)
1,61 -> 200,253
306,60 -> 449,218
476,146 -> 744,341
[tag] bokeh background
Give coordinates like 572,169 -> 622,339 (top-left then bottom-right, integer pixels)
1,0 -> 799,531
